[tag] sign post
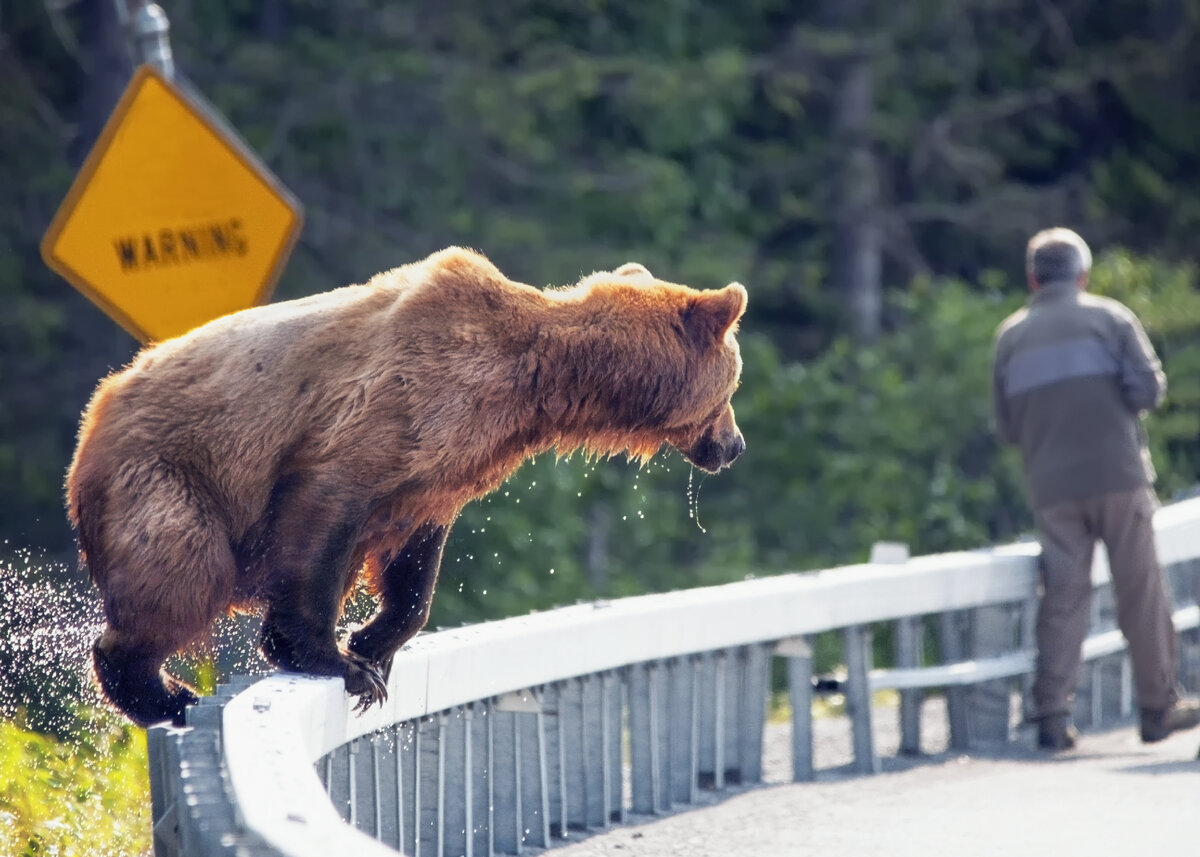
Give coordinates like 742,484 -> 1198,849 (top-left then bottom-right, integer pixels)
41,7 -> 302,342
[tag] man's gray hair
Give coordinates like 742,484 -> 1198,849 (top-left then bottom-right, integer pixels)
1026,227 -> 1093,285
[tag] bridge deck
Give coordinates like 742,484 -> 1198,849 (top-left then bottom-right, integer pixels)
549,702 -> 1197,856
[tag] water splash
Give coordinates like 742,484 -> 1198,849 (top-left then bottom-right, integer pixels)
0,548 -> 156,852
686,467 -> 708,534
0,547 -> 273,734
0,549 -> 105,735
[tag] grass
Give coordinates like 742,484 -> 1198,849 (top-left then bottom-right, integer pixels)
0,712 -> 151,857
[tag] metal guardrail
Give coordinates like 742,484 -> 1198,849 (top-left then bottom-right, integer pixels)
147,498 -> 1200,856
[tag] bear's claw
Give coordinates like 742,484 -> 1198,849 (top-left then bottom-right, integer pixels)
343,651 -> 389,713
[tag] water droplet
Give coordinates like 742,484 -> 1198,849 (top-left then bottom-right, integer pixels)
687,466 -> 708,534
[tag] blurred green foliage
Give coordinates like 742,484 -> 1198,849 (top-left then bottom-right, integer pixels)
2,0 -> 1200,714
0,714 -> 150,857
3,6 -> 1200,853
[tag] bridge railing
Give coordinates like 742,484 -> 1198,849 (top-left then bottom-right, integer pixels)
147,497 -> 1200,857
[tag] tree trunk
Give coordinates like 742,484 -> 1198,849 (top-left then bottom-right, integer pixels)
831,48 -> 882,341
822,0 -> 882,341
72,0 -> 133,164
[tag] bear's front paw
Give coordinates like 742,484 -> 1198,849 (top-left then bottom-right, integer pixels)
343,652 -> 389,713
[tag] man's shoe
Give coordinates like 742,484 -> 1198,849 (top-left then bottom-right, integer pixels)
1036,713 -> 1078,751
1140,696 -> 1200,743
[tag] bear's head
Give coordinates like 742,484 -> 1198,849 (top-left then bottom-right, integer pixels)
660,280 -> 747,473
569,263 -> 747,474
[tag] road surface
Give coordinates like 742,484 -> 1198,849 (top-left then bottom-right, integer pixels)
547,701 -> 1198,856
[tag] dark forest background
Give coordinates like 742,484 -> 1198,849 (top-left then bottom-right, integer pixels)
4,0 -> 1200,632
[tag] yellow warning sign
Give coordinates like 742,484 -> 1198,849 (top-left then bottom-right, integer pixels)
41,65 -> 303,342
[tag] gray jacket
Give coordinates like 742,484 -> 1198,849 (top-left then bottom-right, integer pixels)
992,281 -> 1165,509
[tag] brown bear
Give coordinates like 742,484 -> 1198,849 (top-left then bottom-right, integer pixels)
67,247 -> 747,726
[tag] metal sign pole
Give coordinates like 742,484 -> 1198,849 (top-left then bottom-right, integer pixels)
114,0 -> 175,79
133,2 -> 174,78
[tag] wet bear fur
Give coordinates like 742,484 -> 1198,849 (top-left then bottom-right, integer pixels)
67,247 -> 747,726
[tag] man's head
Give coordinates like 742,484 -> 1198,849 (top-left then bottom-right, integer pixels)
1026,227 -> 1092,291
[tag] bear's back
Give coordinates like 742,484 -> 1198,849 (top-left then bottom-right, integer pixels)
74,249 -> 547,522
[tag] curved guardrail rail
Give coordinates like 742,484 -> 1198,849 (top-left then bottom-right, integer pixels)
146,498 -> 1200,856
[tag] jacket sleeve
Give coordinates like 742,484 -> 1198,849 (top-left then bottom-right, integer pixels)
991,345 -> 1017,445
1119,314 -> 1166,413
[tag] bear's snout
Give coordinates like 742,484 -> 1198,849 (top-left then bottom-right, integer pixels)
679,425 -> 746,473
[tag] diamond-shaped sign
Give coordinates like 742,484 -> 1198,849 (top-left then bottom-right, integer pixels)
41,65 -> 303,342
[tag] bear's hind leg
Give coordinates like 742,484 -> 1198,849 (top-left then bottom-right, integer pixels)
93,629 -> 199,727
88,463 -> 238,726
348,522 -> 449,681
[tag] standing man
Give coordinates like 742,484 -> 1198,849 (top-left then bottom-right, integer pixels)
992,227 -> 1200,751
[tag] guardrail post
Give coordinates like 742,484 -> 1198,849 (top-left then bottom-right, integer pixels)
777,636 -> 814,781
327,741 -> 352,824
652,663 -> 673,807
694,652 -> 726,789
417,715 -> 442,856
488,708 -> 518,855
894,616 -> 923,754
871,542 -> 916,756
938,610 -> 971,750
556,680 -> 581,834
969,604 -> 1014,744
668,658 -> 699,805
492,694 -> 542,852
371,721 -> 410,853
736,645 -> 768,784
399,720 -> 419,855
467,705 -> 491,857
368,732 -> 385,844
146,725 -> 184,856
843,624 -> 879,774
559,676 -> 605,833
602,672 -> 623,825
579,676 -> 604,828
627,663 -> 657,813
352,736 -> 366,835
715,651 -> 731,788
518,699 -> 550,848
540,684 -> 567,838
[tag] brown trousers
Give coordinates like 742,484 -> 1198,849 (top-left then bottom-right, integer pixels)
1032,486 -> 1179,717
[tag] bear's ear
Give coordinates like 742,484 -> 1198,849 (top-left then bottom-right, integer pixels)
683,282 -> 747,346
614,262 -> 652,279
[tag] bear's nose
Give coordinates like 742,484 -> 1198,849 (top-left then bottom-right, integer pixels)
726,434 -> 746,464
